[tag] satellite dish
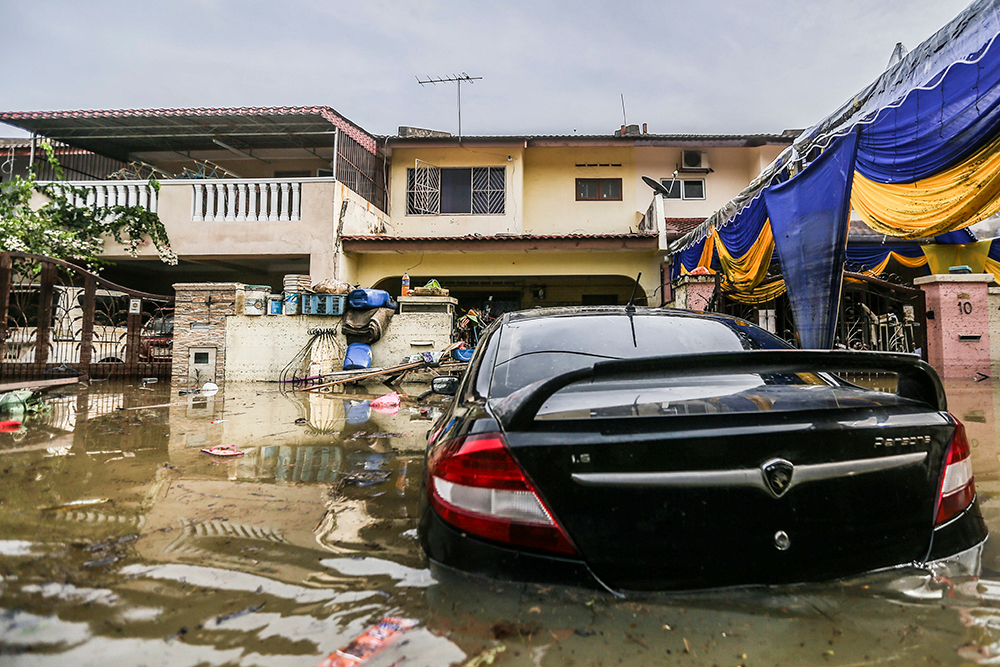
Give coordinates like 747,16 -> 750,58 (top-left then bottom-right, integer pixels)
642,175 -> 670,196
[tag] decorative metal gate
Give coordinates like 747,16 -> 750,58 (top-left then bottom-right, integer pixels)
0,252 -> 174,382
715,272 -> 927,357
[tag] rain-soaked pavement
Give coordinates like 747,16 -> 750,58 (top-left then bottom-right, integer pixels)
2,378 -> 1000,666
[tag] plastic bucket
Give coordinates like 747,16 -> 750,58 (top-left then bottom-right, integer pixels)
244,285 -> 268,316
283,292 -> 299,315
267,295 -> 283,315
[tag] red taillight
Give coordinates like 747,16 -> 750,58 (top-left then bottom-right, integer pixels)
427,433 -> 578,555
936,419 -> 976,525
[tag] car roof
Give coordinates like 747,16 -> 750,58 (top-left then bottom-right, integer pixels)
503,306 -> 747,326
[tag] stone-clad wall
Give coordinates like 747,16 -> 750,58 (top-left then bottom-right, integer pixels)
172,283 -> 242,382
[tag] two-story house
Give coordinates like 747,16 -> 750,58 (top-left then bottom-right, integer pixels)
334,124 -> 795,312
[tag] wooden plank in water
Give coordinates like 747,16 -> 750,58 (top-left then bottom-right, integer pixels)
0,376 -> 81,393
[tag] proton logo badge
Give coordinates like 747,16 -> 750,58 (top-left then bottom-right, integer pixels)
761,459 -> 794,498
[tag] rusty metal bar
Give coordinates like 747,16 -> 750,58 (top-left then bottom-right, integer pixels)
34,262 -> 55,370
0,253 -> 11,371
78,273 -> 96,378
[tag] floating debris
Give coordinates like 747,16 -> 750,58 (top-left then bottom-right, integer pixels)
215,603 -> 265,626
348,431 -> 403,441
41,498 -> 111,513
341,470 -> 391,487
318,616 -> 418,667
465,645 -> 506,667
200,444 -> 245,458
83,554 -> 120,568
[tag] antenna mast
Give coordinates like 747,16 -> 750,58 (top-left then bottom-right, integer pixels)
416,72 -> 483,140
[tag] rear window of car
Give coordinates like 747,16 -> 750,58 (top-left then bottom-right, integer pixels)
489,313 -> 788,399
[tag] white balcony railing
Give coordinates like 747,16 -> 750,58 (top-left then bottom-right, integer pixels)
40,177 -> 327,224
190,179 -> 302,222
42,180 -> 159,212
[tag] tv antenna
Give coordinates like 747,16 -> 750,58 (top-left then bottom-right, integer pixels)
416,72 -> 482,140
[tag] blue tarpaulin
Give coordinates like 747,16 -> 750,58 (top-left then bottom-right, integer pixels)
935,228 -> 980,244
845,243 -> 927,269
764,132 -> 859,349
856,36 -> 1000,184
716,196 -> 769,257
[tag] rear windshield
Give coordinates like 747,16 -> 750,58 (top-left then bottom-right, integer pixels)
489,313 -> 792,399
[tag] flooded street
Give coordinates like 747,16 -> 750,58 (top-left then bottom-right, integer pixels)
2,378 -> 1000,666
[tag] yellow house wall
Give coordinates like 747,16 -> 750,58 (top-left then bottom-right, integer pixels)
388,146 -> 525,237
521,146 -> 640,236
755,145 -> 787,175
347,250 -> 661,303
633,147 -> 767,220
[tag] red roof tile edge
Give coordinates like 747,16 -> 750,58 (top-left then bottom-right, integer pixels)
341,232 -> 658,242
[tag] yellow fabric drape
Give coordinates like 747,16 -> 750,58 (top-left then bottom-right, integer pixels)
680,234 -> 716,275
863,250 -> 929,275
922,239 -> 993,274
716,221 -> 775,291
724,279 -> 786,304
851,132 -> 1000,238
984,256 -> 1000,278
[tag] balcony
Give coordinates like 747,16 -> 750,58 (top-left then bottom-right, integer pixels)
39,177 -> 388,281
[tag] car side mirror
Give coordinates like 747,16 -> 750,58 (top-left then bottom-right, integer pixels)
431,376 -> 460,396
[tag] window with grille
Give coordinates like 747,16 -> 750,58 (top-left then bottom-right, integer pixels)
406,166 -> 505,215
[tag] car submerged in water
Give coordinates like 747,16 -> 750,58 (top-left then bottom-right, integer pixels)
419,307 -> 987,593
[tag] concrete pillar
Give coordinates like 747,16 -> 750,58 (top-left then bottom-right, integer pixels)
914,274 -> 993,379
671,275 -> 716,312
172,283 -> 243,383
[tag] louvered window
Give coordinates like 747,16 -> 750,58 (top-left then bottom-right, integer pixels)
406,166 -> 505,215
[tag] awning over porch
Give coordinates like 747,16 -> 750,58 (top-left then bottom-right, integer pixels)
0,106 -> 376,161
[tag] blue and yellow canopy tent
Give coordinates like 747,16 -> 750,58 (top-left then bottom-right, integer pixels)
669,0 -> 1000,348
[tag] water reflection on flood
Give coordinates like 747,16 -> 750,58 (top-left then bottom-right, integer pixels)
3,378 -> 1000,665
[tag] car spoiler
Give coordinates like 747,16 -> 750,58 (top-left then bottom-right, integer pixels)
490,350 -> 946,431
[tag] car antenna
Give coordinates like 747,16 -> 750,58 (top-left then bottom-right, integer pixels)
625,272 -> 641,347
625,272 -> 641,314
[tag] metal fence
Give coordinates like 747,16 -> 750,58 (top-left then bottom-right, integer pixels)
715,272 -> 927,357
0,252 -> 175,382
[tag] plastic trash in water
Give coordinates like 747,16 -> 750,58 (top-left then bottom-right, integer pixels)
0,420 -> 22,433
318,616 -> 419,667
346,401 -> 372,425
200,444 -> 244,457
370,392 -> 400,414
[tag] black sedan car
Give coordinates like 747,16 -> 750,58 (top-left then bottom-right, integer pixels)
419,307 -> 987,593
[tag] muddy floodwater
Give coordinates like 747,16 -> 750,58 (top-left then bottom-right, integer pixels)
2,379 -> 1000,666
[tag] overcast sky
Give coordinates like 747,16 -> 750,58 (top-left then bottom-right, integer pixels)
0,0 -> 974,138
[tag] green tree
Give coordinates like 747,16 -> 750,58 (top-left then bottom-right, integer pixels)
0,142 -> 176,268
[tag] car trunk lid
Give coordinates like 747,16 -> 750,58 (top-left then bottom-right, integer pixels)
506,400 -> 951,591
490,351 -> 952,592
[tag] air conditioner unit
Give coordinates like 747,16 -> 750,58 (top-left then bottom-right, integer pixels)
680,150 -> 710,171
